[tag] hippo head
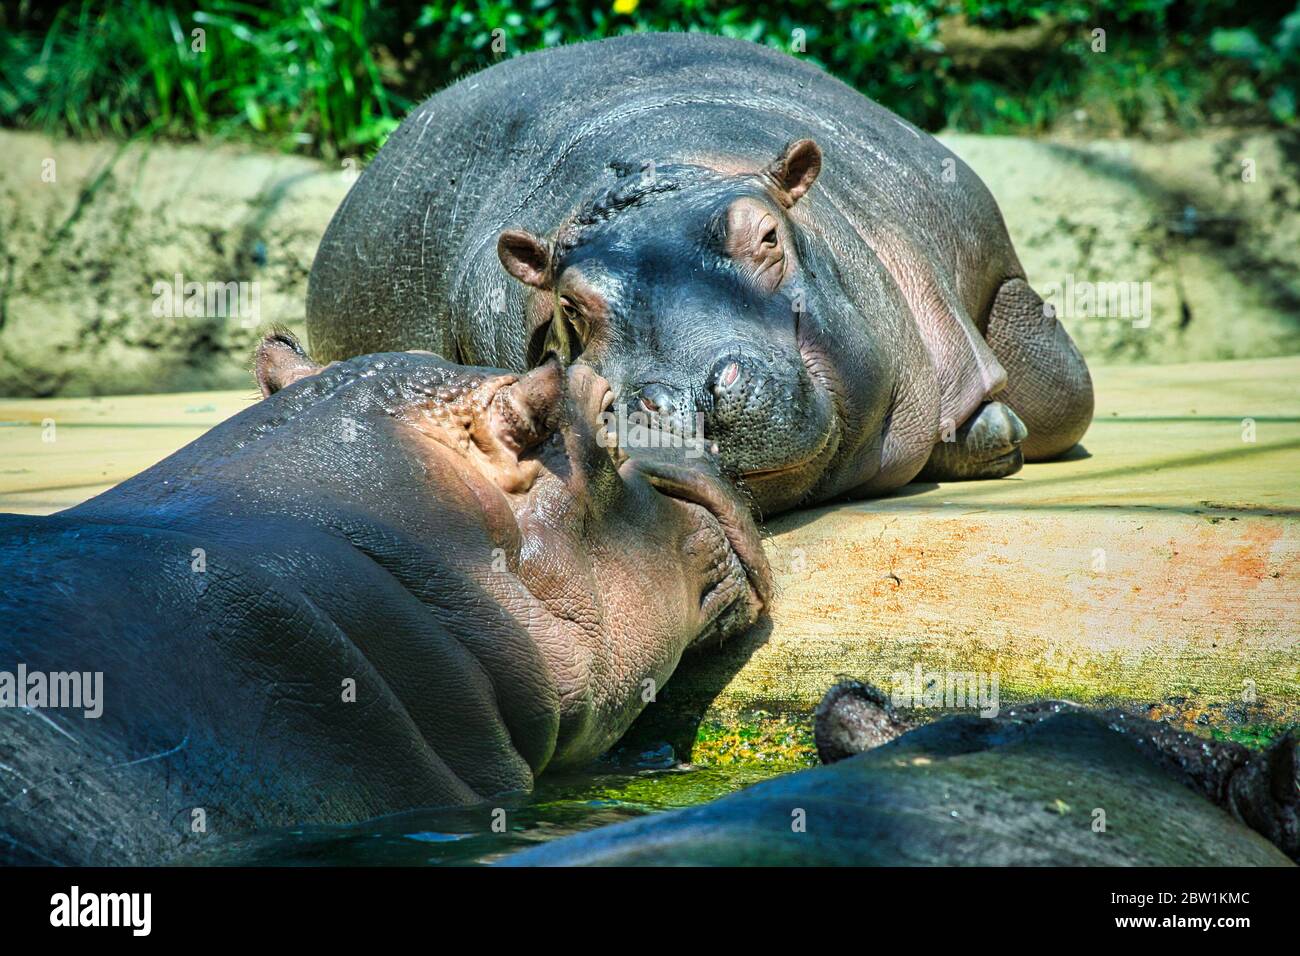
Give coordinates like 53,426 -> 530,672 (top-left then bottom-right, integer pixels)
496,139 -> 872,514
255,333 -> 770,761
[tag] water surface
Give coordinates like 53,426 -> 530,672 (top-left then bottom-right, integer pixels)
191,757 -> 799,866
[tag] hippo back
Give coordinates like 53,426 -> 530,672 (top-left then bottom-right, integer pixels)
308,30 -> 1017,412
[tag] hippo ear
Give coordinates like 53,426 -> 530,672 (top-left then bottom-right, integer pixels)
489,357 -> 565,455
764,139 -> 822,207
255,331 -> 323,397
813,680 -> 909,764
497,230 -> 553,290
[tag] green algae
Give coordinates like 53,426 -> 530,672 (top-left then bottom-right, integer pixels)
1209,722 -> 1300,749
642,695 -> 1295,769
691,713 -> 819,768
189,758 -> 802,867
507,710 -> 1298,867
185,703 -> 1294,866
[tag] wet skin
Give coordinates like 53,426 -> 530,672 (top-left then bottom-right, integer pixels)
505,685 -> 1299,866
308,33 -> 1093,516
0,335 -> 769,865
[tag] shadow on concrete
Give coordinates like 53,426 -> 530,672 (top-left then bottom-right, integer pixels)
942,436 -> 1300,496
762,437 -> 1300,536
1055,442 -> 1092,461
619,617 -> 774,761
884,480 -> 941,498
1036,135 -> 1300,328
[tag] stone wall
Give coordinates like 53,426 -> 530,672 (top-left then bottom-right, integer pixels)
952,131 -> 1300,365
0,131 -> 347,396
1,128 -> 1296,396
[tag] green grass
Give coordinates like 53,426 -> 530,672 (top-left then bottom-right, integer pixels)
1,0 -> 1296,158
2,0 -> 408,157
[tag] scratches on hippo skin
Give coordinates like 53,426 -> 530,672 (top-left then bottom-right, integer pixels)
421,199 -> 433,287
1,733 -> 189,812
892,117 -> 923,140
19,705 -> 79,744
101,735 -> 190,772
0,762 -> 39,792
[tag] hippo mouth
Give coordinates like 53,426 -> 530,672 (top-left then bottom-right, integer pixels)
739,420 -> 838,481
733,414 -> 841,512
619,457 -> 772,643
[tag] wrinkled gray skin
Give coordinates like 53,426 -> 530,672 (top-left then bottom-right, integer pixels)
308,33 -> 1093,515
504,683 -> 1298,866
0,334 -> 768,865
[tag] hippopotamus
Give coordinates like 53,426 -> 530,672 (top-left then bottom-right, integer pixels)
0,332 -> 768,865
307,33 -> 1093,514
503,683 -> 1298,866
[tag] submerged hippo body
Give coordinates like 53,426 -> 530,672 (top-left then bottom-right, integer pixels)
308,33 -> 1093,514
0,335 -> 767,865
505,689 -> 1299,866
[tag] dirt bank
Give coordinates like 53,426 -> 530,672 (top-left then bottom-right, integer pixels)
1,128 -> 1297,396
0,132 -> 345,396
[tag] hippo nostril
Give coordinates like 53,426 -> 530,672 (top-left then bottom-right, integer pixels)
708,357 -> 745,398
638,384 -> 676,416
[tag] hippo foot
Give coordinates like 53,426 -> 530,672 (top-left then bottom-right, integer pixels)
917,401 -> 1028,481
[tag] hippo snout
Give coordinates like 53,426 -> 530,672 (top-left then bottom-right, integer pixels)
610,344 -> 837,511
702,349 -> 839,510
706,351 -> 795,439
636,382 -> 682,416
625,380 -> 700,441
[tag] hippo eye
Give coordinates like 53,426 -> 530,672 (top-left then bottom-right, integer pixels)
547,297 -> 587,362
559,298 -> 587,338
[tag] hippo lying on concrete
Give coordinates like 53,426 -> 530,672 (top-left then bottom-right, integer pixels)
503,683 -> 1298,866
308,33 -> 1093,514
0,333 -> 769,865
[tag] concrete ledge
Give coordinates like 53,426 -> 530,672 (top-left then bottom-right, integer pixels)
647,356 -> 1299,745
0,390 -> 255,514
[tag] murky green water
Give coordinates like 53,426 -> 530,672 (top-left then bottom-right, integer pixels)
173,711 -> 1291,865
189,757 -> 803,866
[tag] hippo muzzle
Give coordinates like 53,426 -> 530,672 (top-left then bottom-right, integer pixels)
606,341 -> 840,516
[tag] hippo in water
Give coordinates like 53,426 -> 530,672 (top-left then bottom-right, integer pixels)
0,333 -> 768,865
503,683 -> 1298,866
307,33 -> 1093,514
